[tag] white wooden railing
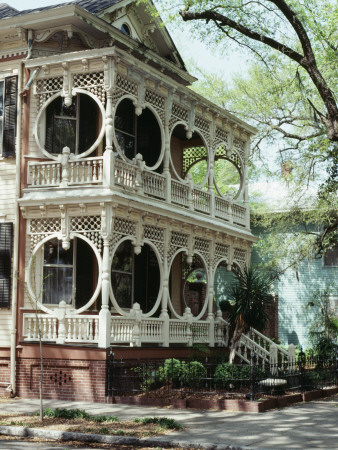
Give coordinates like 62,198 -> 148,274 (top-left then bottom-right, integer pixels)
23,313 -> 99,343
236,327 -> 295,372
26,150 -> 249,228
23,309 -> 230,348
22,308 -> 294,372
171,180 -> 189,207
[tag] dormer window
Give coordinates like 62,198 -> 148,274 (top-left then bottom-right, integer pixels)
120,23 -> 131,36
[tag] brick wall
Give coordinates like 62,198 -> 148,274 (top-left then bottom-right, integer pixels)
16,357 -> 107,402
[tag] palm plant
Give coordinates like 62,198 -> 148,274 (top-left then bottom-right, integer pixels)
221,266 -> 274,363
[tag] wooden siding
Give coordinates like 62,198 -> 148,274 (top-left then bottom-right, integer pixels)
251,226 -> 338,349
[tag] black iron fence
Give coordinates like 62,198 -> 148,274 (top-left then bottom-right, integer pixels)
106,351 -> 338,400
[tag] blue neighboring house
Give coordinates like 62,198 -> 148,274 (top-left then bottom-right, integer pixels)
250,181 -> 338,349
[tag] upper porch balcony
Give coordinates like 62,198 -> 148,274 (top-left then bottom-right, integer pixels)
21,50 -> 254,232
25,150 -> 249,229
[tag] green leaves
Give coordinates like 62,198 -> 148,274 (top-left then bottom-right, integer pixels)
225,266 -> 273,333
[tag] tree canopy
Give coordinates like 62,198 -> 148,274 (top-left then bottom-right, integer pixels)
176,0 -> 338,142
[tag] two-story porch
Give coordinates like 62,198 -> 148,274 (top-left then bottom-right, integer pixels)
18,46 -> 256,350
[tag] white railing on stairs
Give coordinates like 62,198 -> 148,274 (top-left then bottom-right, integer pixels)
235,327 -> 295,372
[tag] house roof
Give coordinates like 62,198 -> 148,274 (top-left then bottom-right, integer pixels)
0,1 -> 122,19
0,3 -> 18,18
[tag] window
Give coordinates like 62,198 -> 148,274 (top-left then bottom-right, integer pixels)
45,93 -> 98,155
43,238 -> 73,305
120,23 -> 131,36
324,245 -> 338,267
111,241 -> 160,314
114,98 -> 162,167
0,76 -> 18,157
0,222 -> 13,307
42,237 -> 98,308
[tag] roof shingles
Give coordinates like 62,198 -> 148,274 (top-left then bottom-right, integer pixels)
0,0 -> 122,19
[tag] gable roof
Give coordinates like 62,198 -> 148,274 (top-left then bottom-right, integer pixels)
0,3 -> 18,18
0,1 -> 122,19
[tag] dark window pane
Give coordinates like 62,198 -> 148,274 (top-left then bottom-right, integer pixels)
44,239 -> 58,264
324,246 -> 338,267
115,131 -> 135,159
111,272 -> 132,309
78,94 -> 97,153
112,240 -> 133,273
137,107 -> 161,166
43,266 -> 73,304
0,81 -> 3,116
58,241 -> 73,265
53,117 -> 76,153
115,99 -> 134,134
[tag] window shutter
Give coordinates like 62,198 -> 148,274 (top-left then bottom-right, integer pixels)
2,76 -> 18,158
0,222 -> 13,307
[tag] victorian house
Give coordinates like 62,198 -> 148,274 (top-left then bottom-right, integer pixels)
0,0 -> 283,402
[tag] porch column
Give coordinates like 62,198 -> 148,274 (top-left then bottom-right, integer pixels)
103,91 -> 115,188
207,261 -> 215,347
98,237 -> 111,348
160,234 -> 170,347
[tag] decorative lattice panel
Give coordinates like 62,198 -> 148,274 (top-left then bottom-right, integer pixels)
168,231 -> 189,263
172,103 -> 189,123
195,116 -> 210,134
194,237 -> 210,266
144,225 -> 164,260
145,89 -> 165,110
145,89 -> 165,122
116,73 -> 138,96
113,217 -> 136,236
234,247 -> 247,271
35,77 -> 63,108
215,127 -> 229,144
73,72 -> 105,104
71,216 -> 103,252
112,74 -> 138,106
214,242 -> 230,268
233,138 -> 246,160
30,218 -> 61,234
182,146 -> 207,175
215,145 -> 242,170
110,217 -> 137,255
29,218 -> 61,250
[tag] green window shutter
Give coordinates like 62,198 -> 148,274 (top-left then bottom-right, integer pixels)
0,222 -> 13,307
2,76 -> 18,158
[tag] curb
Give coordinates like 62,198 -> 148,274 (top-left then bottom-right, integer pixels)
0,425 -> 252,450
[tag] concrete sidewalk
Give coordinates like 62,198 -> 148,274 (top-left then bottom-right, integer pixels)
0,395 -> 338,449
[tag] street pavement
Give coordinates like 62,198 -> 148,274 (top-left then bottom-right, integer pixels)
0,395 -> 337,449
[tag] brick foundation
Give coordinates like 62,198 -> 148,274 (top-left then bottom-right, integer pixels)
15,344 -> 108,402
16,357 -> 107,403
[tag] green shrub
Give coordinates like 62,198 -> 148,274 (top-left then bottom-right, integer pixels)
182,361 -> 206,387
134,417 -> 183,430
43,408 -> 90,420
214,363 -> 239,387
162,358 -> 184,386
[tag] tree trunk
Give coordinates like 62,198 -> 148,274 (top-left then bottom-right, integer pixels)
229,322 -> 243,363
